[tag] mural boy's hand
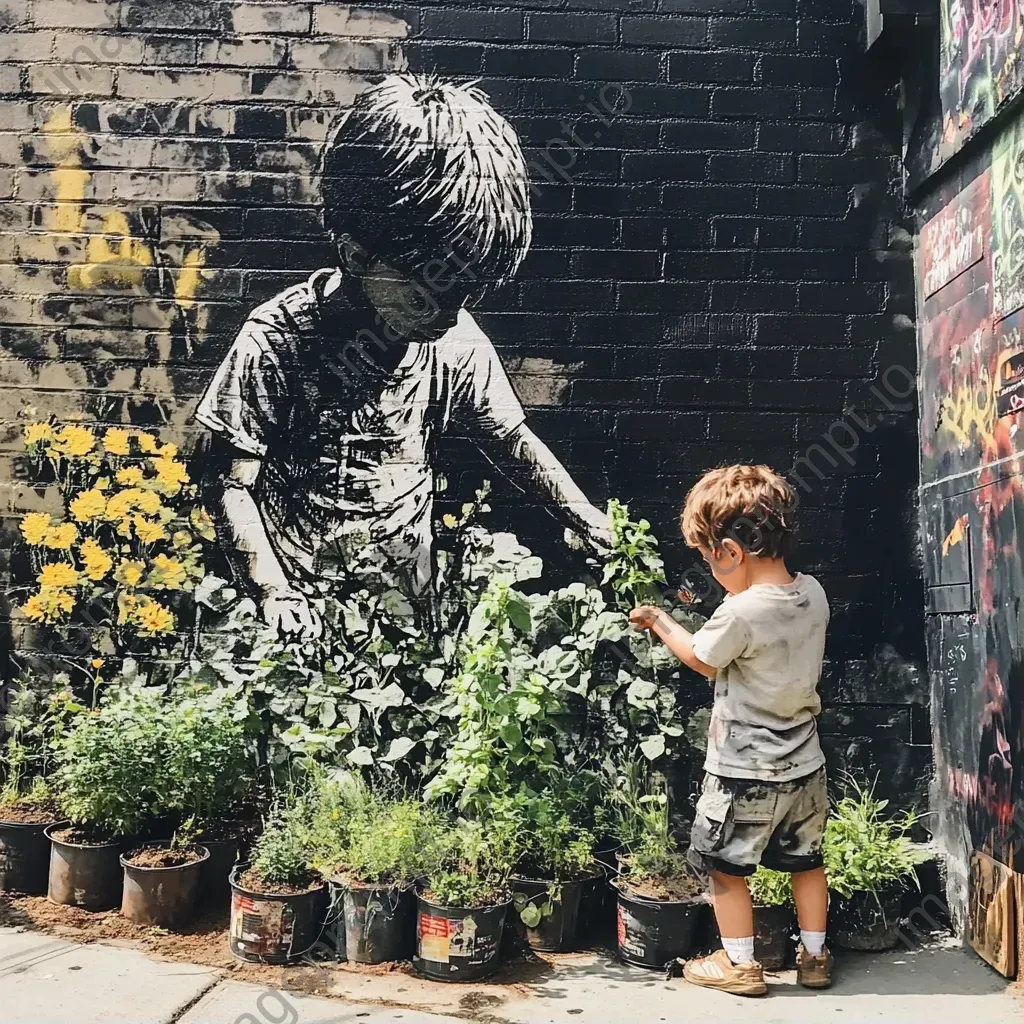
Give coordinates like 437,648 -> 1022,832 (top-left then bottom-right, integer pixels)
575,503 -> 613,554
263,588 -> 323,640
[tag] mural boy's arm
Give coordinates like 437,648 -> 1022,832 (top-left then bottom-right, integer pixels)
502,423 -> 612,552
219,456 -> 323,638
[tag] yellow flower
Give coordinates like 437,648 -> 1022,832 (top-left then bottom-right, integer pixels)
21,587 -> 75,623
133,597 -> 175,636
20,512 -> 52,546
116,466 -> 145,487
153,458 -> 189,494
102,427 -> 131,457
114,560 -> 145,587
54,424 -> 96,459
135,491 -> 163,516
91,657 -> 104,669
190,506 -> 216,542
105,488 -> 142,522
442,513 -> 458,529
133,517 -> 167,545
70,488 -> 107,523
159,443 -> 178,459
43,523 -> 79,551
148,553 -> 186,590
80,538 -> 113,582
172,530 -> 192,549
137,433 -> 160,454
38,563 -> 81,589
23,422 -> 54,448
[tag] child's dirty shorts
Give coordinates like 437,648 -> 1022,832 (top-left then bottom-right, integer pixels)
686,766 -> 828,877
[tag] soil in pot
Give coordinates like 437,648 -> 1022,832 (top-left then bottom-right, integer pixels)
708,904 -> 795,971
830,884 -> 904,951
47,823 -> 124,911
332,880 -> 415,965
229,864 -> 329,965
1,805 -> 59,895
511,868 -> 601,952
413,893 -> 509,982
613,875 -> 706,969
121,843 -> 209,929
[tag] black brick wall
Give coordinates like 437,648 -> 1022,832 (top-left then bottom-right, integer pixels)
0,0 -> 928,810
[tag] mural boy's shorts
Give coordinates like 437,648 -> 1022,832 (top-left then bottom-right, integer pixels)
686,765 -> 828,877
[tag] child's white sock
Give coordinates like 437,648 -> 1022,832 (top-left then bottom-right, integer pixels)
722,936 -> 755,964
801,929 -> 827,955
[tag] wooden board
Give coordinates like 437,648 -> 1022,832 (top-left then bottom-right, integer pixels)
1016,871 -> 1024,981
968,850 -> 1017,977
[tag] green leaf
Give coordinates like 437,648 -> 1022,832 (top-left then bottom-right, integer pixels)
506,592 -> 532,633
520,904 -> 542,929
640,734 -> 666,761
382,737 -> 417,762
347,746 -> 374,766
499,722 -> 523,747
516,697 -> 542,719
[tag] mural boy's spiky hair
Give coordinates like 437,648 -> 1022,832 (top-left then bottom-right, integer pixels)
320,74 -> 533,287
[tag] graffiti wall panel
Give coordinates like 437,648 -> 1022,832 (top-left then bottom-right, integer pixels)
940,0 -> 1024,163
919,150 -> 1024,930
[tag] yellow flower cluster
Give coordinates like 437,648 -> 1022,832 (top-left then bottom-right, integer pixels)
20,512 -> 52,546
70,488 -> 107,523
80,538 -> 112,582
118,594 -> 175,635
43,523 -> 78,550
20,587 -> 75,624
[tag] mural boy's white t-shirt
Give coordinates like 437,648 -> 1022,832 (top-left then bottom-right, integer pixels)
195,269 -> 525,592
691,573 -> 829,782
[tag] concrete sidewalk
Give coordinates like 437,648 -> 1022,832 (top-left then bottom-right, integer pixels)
2,925 -> 1020,1024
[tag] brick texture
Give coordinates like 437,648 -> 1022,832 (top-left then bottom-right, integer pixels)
0,0 -> 925,810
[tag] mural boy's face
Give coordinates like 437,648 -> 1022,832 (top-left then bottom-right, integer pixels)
360,257 -> 464,341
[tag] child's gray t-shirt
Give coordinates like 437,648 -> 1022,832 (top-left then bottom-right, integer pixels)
691,573 -> 828,782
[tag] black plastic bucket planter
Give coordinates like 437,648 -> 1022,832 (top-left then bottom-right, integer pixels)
830,884 -> 904,951
612,880 -> 702,969
229,864 -> 329,965
0,818 -> 54,895
577,865 -> 611,942
336,881 -> 415,964
413,894 -> 509,982
121,843 -> 209,929
46,823 -> 123,911
511,874 -> 593,952
709,904 -> 795,971
199,837 -> 239,908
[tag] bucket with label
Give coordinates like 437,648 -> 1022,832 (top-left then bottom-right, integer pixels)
228,864 -> 329,965
412,894 -> 509,982
612,879 -> 702,969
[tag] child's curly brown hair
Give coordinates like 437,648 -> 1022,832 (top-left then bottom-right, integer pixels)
680,464 -> 797,558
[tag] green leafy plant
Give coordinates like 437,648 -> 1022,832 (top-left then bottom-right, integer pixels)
166,684 -> 255,825
823,776 -> 927,899
251,798 -> 317,889
53,685 -> 170,837
604,498 -> 666,608
748,865 -> 793,907
600,758 -> 700,901
1,672 -> 83,814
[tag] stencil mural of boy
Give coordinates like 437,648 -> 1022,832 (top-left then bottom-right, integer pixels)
195,74 -> 611,637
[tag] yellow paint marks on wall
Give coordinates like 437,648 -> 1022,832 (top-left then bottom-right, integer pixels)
43,108 -> 88,235
942,513 -> 968,556
174,248 -> 206,309
68,210 -> 153,291
939,369 -> 997,451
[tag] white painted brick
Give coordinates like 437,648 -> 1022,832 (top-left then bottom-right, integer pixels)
0,32 -> 56,62
228,2 -> 312,35
33,0 -> 119,29
314,6 -> 410,38
289,39 -> 391,72
199,37 -> 287,67
28,63 -> 115,96
54,32 -> 146,64
117,68 -> 250,101
0,66 -> 20,93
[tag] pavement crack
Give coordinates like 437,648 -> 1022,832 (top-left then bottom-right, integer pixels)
166,974 -> 224,1024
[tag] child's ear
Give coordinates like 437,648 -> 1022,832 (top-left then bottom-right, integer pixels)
720,538 -> 746,566
336,234 -> 371,277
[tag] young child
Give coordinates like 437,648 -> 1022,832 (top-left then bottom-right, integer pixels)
630,464 -> 831,997
195,74 -> 610,637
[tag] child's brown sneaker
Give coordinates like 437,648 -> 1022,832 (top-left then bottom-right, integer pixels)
682,948 -> 768,997
796,943 -> 833,988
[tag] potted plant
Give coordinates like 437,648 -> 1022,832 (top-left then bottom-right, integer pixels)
824,778 -> 926,951
120,815 -> 210,928
166,684 -> 256,905
0,674 -> 79,895
507,788 -> 601,952
327,791 -> 443,965
603,760 -> 705,968
49,685 -> 168,910
229,797 -> 328,965
414,811 -> 520,982
708,866 -> 795,971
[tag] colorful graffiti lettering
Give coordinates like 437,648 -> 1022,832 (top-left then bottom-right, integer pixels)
921,199 -> 985,297
991,117 -> 1024,318
940,0 -> 1024,156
